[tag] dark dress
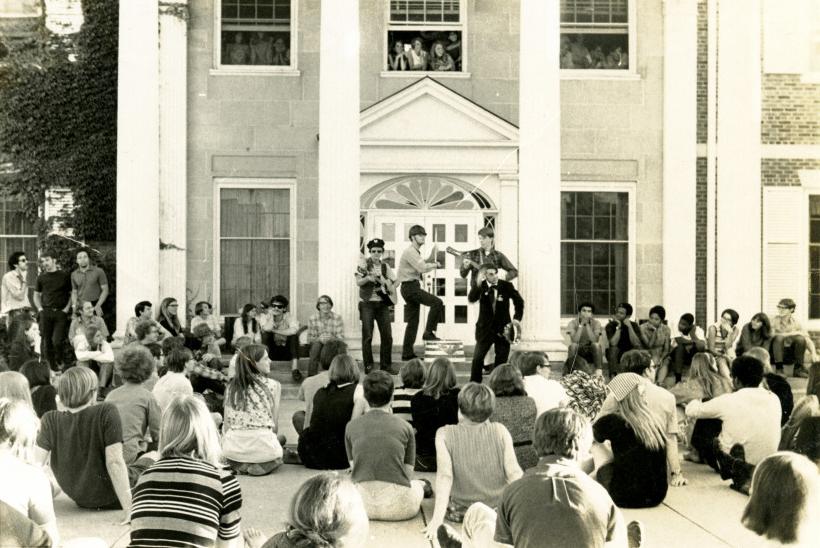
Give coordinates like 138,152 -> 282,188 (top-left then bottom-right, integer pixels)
297,382 -> 356,470
593,413 -> 668,508
410,388 -> 460,471
30,384 -> 57,418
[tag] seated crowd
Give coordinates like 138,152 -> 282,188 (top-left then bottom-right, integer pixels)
0,285 -> 818,547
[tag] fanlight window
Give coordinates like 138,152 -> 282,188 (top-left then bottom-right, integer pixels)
370,176 -> 490,210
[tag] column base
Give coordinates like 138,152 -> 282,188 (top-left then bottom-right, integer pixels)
512,339 -> 567,362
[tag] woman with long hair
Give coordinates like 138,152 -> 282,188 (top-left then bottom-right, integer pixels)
736,312 -> 773,356
0,398 -> 59,545
232,303 -> 262,345
488,364 -> 538,470
129,395 -> 243,548
298,354 -> 360,470
243,472 -> 369,548
157,297 -> 184,339
7,311 -> 38,371
0,371 -> 33,407
593,373 -> 668,508
741,452 -> 819,546
19,359 -> 56,417
411,357 -> 460,471
222,343 -> 283,476
779,395 -> 819,460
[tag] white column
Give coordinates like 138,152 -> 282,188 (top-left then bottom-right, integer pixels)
497,174 -> 519,268
116,0 -> 159,337
662,0 -> 698,324
158,1 -> 188,322
318,0 -> 361,343
517,0 -> 564,355
716,0 -> 762,321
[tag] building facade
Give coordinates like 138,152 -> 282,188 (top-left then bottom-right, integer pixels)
113,0 -> 820,353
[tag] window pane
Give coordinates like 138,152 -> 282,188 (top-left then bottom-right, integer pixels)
560,241 -> 627,315
436,251 -> 446,267
220,188 -> 289,238
434,277 -> 446,297
454,277 -> 467,297
221,1 -> 291,66
454,224 -> 468,242
454,305 -> 468,323
386,30 -> 463,72
390,0 -> 460,23
220,239 -> 290,314
382,223 -> 396,242
432,224 -> 446,242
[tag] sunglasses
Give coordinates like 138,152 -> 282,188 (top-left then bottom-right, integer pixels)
271,304 -> 285,309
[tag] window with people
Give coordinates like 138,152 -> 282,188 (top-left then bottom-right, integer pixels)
387,1 -> 464,72
560,0 -> 630,70
218,0 -> 293,68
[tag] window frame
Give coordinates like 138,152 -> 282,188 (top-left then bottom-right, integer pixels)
0,196 -> 39,288
212,0 -> 300,76
559,0 -> 638,80
382,0 -> 470,78
802,173 -> 820,329
212,178 -> 297,319
559,181 -> 636,320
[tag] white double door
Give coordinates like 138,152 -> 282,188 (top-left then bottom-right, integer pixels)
368,211 -> 480,344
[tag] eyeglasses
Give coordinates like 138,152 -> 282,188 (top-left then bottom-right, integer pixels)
18,258 -> 27,263
271,304 -> 285,309
370,249 -> 384,254
318,301 -> 330,305
168,304 -> 178,307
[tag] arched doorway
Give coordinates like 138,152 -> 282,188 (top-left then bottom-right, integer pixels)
362,175 -> 496,344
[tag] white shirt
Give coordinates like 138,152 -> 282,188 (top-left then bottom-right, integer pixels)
523,375 -> 568,418
671,325 -> 706,348
153,371 -> 194,412
686,387 -> 781,465
599,381 -> 678,435
73,336 -> 115,364
0,451 -> 54,529
0,270 -> 28,315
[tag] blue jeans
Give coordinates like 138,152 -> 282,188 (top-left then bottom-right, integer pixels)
360,301 -> 393,370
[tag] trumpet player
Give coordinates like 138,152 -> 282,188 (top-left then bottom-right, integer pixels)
468,262 -> 524,382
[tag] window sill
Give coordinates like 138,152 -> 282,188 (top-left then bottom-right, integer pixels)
209,68 -> 301,77
380,71 -> 471,79
560,70 -> 640,81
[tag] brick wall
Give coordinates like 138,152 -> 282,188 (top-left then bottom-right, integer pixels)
762,158 -> 820,186
696,0 -> 707,144
761,74 -> 820,145
695,158 -> 707,325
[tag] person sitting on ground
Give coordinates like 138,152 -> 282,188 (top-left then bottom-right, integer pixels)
34,368 -> 151,519
771,298 -> 816,378
75,324 -> 116,397
424,383 -> 522,538
668,352 -> 732,463
124,301 -> 170,345
659,313 -> 706,385
298,354 -> 360,470
779,395 -> 819,460
19,359 -> 56,418
640,305 -> 672,369
292,339 -> 348,435
191,323 -> 224,365
507,350 -> 526,371
564,301 -> 604,376
232,303 -> 262,345
156,297 -> 185,341
392,358 -> 425,427
436,408 -> 628,548
489,363 -> 538,471
7,311 -> 39,371
519,351 -> 568,419
685,355 -> 781,471
559,354 -> 608,421
410,356 -> 460,472
0,398 -> 60,545
190,301 -> 225,344
260,295 -> 303,382
744,347 -> 794,426
594,373 -> 669,508
131,320 -> 161,347
104,345 -> 161,467
604,302 -> 643,376
345,371 -> 431,521
129,395 -> 243,548
68,300 -> 109,346
152,347 -> 194,412
740,452 -> 820,546
243,472 -> 369,548
222,343 -> 283,476
307,295 -> 344,378
141,342 -> 162,391
0,370 -> 33,407
707,308 -> 740,367
736,312 -> 773,356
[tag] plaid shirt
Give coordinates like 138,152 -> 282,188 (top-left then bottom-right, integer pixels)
307,311 -> 344,342
186,359 -> 227,382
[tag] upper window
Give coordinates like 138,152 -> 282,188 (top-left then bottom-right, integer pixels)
0,197 -> 38,288
386,1 -> 465,73
560,0 -> 629,71
561,192 -> 628,315
217,0 -> 295,70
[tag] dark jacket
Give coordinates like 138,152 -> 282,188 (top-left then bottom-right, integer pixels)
468,279 -> 524,340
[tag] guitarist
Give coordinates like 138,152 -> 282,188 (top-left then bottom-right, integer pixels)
458,227 -> 518,291
469,262 -> 524,382
356,238 -> 398,374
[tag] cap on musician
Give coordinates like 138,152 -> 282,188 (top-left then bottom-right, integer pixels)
366,238 -> 385,251
408,225 -> 427,238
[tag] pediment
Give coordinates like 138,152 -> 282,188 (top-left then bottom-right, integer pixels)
360,77 -> 519,145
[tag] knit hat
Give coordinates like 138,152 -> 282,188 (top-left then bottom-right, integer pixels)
607,372 -> 643,402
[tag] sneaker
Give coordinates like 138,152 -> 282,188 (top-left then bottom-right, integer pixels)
422,332 -> 441,341
793,366 -> 809,378
291,369 -> 304,382
627,520 -> 644,548
420,478 -> 434,499
436,524 -> 462,548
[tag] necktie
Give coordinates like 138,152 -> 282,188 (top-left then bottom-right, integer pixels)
489,284 -> 496,312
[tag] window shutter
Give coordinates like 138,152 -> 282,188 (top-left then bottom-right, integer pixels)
762,187 -> 803,314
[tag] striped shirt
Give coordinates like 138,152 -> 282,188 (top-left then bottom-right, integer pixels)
128,457 -> 242,548
392,387 -> 421,426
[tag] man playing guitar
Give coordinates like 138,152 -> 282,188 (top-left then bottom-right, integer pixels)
355,238 -> 398,374
456,227 -> 518,290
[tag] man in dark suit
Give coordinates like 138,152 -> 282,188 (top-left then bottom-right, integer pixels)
468,263 -> 524,382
